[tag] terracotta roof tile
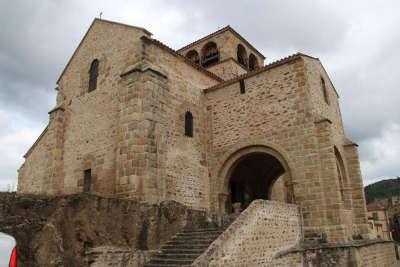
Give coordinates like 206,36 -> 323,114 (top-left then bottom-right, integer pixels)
367,199 -> 386,211
204,53 -> 317,93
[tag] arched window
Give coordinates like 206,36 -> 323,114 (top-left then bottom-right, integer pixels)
201,42 -> 219,67
321,77 -> 329,104
186,50 -> 200,64
249,54 -> 259,71
88,59 -> 99,92
334,147 -> 346,201
185,111 -> 193,137
237,44 -> 248,68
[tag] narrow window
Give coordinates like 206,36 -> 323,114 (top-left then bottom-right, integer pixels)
83,169 -> 92,192
239,79 -> 245,94
88,59 -> 99,92
321,77 -> 329,104
185,111 -> 193,137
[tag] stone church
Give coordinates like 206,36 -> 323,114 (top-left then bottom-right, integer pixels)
17,19 -> 397,265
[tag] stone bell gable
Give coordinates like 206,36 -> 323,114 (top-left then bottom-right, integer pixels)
177,25 -> 265,80
19,19 -> 371,244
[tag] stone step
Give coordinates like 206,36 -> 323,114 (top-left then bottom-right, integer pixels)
160,248 -> 205,254
165,239 -> 212,246
180,228 -> 224,234
148,258 -> 194,265
153,253 -> 200,260
174,232 -> 222,238
144,264 -> 190,267
145,226 -> 227,267
170,237 -> 217,243
161,243 -> 210,250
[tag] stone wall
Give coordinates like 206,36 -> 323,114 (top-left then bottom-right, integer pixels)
193,200 -> 301,266
357,241 -> 398,266
18,19 -> 151,196
18,126 -> 52,194
274,240 -> 398,266
204,55 -> 366,242
304,56 -> 369,238
205,56 -> 330,234
113,38 -> 219,208
207,58 -> 247,80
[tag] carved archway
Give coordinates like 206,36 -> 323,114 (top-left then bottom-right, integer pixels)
217,145 -> 294,214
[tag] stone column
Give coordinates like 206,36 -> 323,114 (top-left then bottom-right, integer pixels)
116,60 -> 168,203
47,106 -> 65,195
314,118 -> 348,242
343,143 -> 369,237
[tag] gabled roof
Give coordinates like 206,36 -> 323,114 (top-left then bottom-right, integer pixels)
203,53 -> 340,98
367,198 -> 387,211
177,25 -> 266,59
56,18 -> 152,84
204,53 -> 314,93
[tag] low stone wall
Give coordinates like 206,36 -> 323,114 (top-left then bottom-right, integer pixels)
192,199 -> 398,267
275,239 -> 398,266
357,241 -> 398,266
0,193 -> 209,266
193,200 -> 302,266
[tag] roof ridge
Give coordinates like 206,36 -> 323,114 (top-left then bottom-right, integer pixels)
56,18 -> 152,84
141,36 -> 224,82
177,26 -> 231,52
94,18 -> 152,35
177,26 -> 265,59
204,53 -> 317,93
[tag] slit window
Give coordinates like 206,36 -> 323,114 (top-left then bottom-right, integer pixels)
83,169 -> 92,193
321,77 -> 329,104
239,79 -> 245,94
185,111 -> 193,137
88,59 -> 99,92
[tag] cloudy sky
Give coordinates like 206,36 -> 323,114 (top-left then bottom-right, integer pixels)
0,0 -> 399,190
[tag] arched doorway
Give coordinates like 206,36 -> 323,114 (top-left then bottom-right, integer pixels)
217,145 -> 294,215
227,152 -> 285,212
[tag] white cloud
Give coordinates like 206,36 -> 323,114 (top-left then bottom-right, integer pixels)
360,123 -> 400,185
0,109 -> 44,191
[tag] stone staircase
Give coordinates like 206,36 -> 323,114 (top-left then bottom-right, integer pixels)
144,226 -> 226,267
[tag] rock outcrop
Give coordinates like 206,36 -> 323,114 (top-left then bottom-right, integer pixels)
0,193 -> 208,266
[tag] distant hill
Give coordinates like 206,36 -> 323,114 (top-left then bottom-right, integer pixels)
364,177 -> 400,204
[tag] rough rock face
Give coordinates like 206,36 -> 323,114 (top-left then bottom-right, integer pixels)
0,193 -> 208,266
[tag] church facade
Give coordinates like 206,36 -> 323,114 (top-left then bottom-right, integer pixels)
18,18 -> 371,244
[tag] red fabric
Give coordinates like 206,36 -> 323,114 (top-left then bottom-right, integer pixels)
9,246 -> 17,267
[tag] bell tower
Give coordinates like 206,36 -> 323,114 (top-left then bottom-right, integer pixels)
177,26 -> 265,80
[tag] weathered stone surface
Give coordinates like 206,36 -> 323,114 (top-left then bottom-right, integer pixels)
193,200 -> 301,266
0,193 -> 208,266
